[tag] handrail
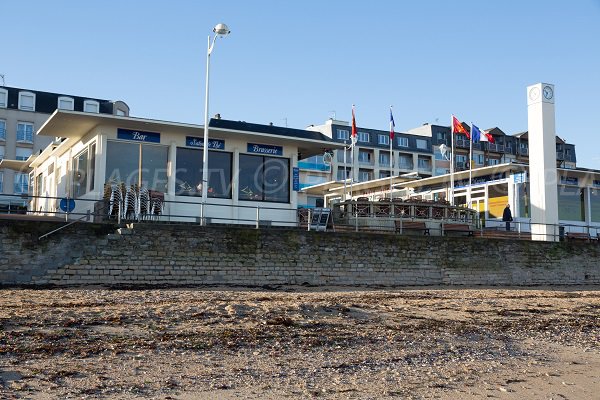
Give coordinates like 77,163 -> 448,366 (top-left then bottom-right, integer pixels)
38,210 -> 93,240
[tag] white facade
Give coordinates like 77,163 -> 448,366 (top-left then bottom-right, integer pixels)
29,111 -> 339,226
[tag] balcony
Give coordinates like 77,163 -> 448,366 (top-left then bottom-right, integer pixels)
456,139 -> 469,148
397,163 -> 414,171
297,161 -> 331,172
487,143 -> 505,153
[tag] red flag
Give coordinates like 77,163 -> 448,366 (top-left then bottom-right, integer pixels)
351,105 -> 357,139
452,115 -> 470,140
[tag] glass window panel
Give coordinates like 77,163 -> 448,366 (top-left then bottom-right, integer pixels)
0,120 -> 6,140
0,145 -> 4,160
89,143 -> 96,192
73,149 -> 88,198
105,141 -> 140,187
175,148 -> 232,198
141,145 -> 168,192
14,173 -> 29,194
15,147 -> 32,161
263,157 -> 289,202
558,186 -> 585,222
591,189 -> 600,222
175,147 -> 201,196
204,151 -> 232,198
238,154 -> 289,203
239,154 -> 264,201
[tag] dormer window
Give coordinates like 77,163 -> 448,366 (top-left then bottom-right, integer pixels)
18,91 -> 36,111
0,88 -> 7,108
83,100 -> 100,113
58,96 -> 74,111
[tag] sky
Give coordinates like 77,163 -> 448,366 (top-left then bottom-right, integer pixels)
2,0 -> 600,169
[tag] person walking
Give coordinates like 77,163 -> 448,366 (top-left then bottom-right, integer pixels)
502,204 -> 513,231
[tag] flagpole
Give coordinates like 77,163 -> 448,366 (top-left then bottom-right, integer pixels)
343,140 -> 347,201
350,138 -> 354,199
450,115 -> 455,206
389,106 -> 394,200
389,134 -> 393,199
469,122 -> 473,210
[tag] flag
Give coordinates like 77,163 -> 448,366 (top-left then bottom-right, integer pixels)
479,129 -> 495,144
451,115 -> 470,140
351,105 -> 357,139
471,124 -> 482,143
389,107 -> 395,140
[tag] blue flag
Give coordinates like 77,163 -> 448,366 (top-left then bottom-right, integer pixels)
471,124 -> 481,143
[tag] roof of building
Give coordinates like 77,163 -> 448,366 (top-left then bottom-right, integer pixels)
209,118 -> 335,144
33,111 -> 342,167
0,85 -> 122,115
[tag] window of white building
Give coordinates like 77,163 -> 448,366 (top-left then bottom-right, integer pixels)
16,122 -> 34,143
15,147 -> 32,161
0,88 -> 7,108
0,171 -> 3,192
0,119 -> 6,140
18,91 -> 35,111
397,137 -> 408,147
83,100 -> 100,113
378,134 -> 389,145
416,139 -> 429,150
0,145 -> 4,160
14,173 -> 29,194
58,96 -> 75,110
336,129 -> 349,141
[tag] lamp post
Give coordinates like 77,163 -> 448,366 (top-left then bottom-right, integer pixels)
201,23 -> 230,225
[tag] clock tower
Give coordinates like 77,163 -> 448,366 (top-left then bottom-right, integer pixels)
527,82 -> 559,241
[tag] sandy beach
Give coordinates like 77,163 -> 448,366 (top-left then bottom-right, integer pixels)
1,286 -> 599,399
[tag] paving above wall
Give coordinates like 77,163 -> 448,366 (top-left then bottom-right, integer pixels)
1,220 -> 599,287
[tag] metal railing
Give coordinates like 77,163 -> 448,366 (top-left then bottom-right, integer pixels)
2,193 -> 600,243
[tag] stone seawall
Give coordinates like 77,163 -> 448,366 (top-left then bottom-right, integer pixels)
1,220 -> 599,286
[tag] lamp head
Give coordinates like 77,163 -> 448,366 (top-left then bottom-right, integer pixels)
213,23 -> 230,36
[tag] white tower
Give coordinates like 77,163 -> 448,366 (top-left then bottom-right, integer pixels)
527,83 -> 559,241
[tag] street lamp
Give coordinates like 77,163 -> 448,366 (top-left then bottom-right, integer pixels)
201,23 -> 230,225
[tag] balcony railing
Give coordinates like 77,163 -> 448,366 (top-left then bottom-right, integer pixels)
456,139 -> 469,148
487,143 -> 505,152
297,161 -> 331,172
398,163 -> 414,170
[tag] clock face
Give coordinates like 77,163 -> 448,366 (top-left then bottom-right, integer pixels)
543,85 -> 554,100
528,87 -> 540,101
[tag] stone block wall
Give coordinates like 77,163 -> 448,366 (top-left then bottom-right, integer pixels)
1,220 -> 599,286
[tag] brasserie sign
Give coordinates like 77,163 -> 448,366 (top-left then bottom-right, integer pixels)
247,143 -> 283,156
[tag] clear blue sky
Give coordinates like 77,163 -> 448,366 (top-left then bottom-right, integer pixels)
2,0 -> 599,168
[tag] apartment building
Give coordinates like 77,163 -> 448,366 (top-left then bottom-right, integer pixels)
408,122 -> 577,175
300,119 -> 433,206
0,86 -> 129,205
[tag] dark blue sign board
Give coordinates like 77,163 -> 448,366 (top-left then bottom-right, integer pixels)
247,143 -> 283,156
60,198 -> 75,212
560,176 -> 578,185
292,167 -> 300,191
186,136 -> 225,149
117,128 -> 161,143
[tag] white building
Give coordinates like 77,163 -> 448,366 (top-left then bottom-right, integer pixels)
21,111 -> 340,226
